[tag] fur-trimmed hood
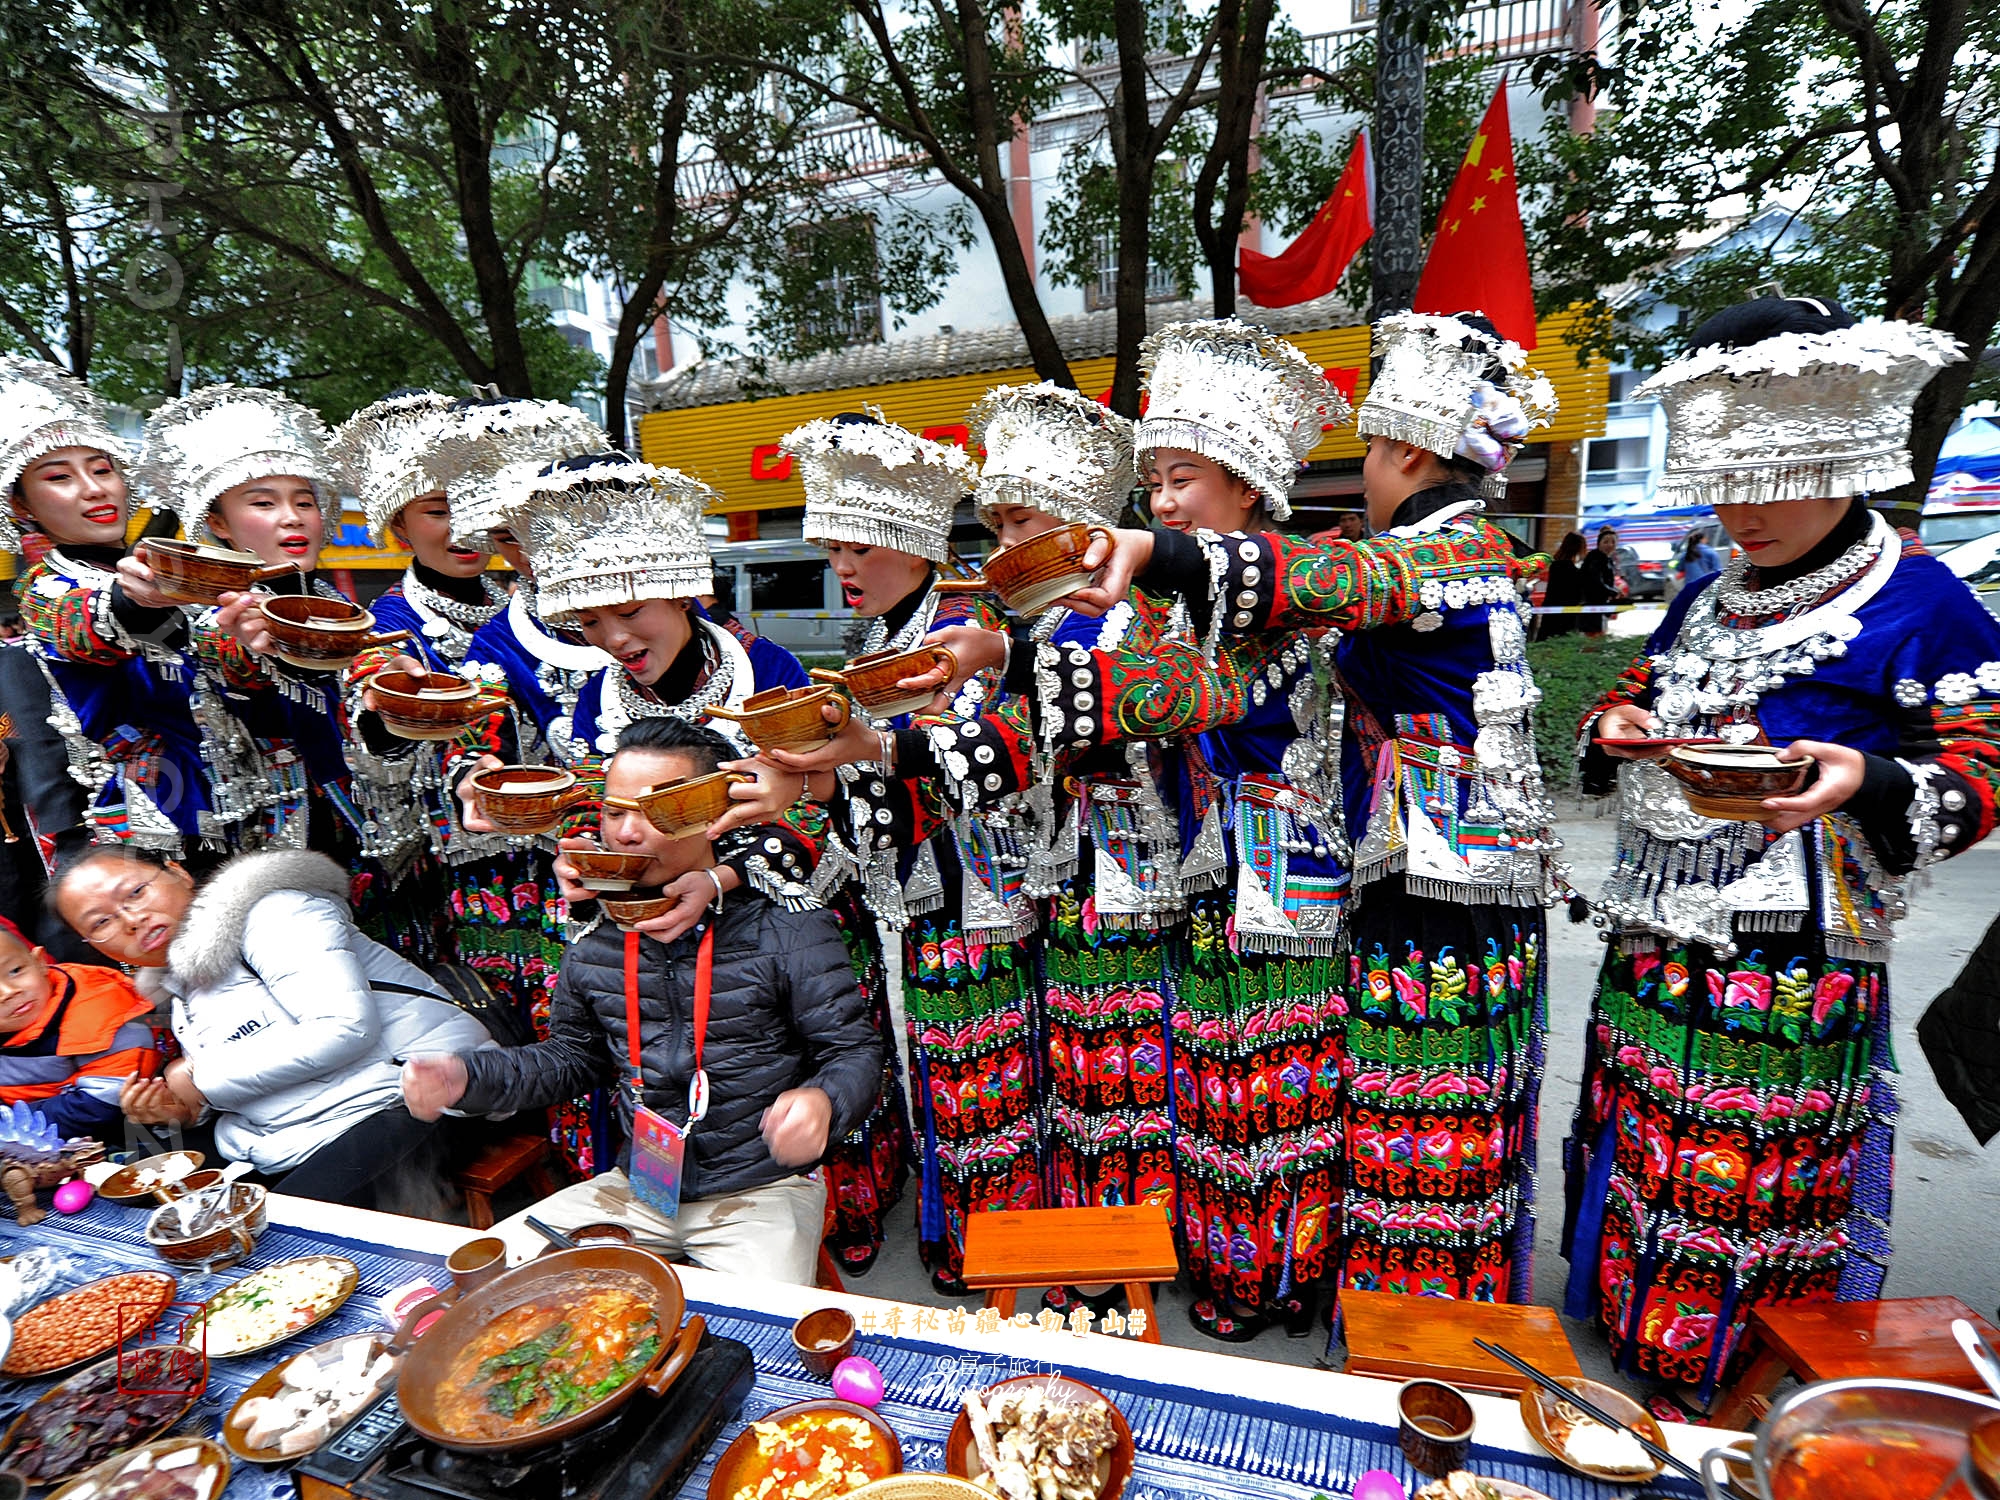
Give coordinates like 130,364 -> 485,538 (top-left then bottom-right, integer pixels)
166,849 -> 351,992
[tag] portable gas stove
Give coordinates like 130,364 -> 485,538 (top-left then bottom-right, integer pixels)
294,1334 -> 755,1500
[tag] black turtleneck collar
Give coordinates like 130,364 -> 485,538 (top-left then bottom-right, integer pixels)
874,571 -> 937,643
1746,496 -> 1872,589
1386,479 -> 1485,533
648,614 -> 710,704
53,542 -> 124,569
413,559 -> 493,606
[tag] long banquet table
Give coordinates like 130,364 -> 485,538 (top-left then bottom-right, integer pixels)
0,1193 -> 1724,1499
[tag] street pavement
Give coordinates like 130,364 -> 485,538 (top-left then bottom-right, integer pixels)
842,798 -> 2000,1397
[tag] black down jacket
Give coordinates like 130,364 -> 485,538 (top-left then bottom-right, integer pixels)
457,891 -> 880,1200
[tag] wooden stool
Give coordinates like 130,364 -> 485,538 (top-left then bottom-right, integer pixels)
1341,1290 -> 1585,1395
961,1205 -> 1178,1344
1711,1297 -> 2000,1431
454,1130 -> 563,1230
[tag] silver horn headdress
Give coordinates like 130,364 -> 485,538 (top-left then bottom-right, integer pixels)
786,411 -> 972,562
969,383 -> 1136,531
424,398 -> 609,548
0,358 -> 131,555
513,453 -> 715,623
139,385 -> 337,543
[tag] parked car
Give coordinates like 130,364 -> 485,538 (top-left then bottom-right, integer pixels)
710,538 -> 849,655
1615,540 -> 1676,600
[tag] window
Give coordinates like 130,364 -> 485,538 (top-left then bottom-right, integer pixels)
1083,232 -> 1180,312
1586,437 -> 1649,472
791,218 -> 884,347
526,265 -> 587,316
711,565 -> 741,610
1607,368 -> 1650,402
1353,0 -> 1378,19
749,560 -> 831,612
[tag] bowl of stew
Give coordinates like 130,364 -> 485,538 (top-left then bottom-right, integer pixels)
708,1400 -> 902,1500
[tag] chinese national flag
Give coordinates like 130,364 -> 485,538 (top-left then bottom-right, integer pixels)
1413,81 -> 1537,349
1239,131 -> 1372,309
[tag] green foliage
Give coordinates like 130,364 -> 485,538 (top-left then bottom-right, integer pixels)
1527,632 -> 1633,788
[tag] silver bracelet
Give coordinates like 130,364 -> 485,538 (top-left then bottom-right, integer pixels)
703,867 -> 727,910
878,730 -> 895,773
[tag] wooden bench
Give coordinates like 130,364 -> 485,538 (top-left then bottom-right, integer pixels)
961,1205 -> 1179,1344
1341,1289 -> 1585,1394
453,1130 -> 564,1230
1711,1297 -> 2000,1430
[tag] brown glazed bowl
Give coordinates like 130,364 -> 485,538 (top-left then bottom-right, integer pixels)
789,1308 -> 857,1379
565,846 -> 655,893
1662,743 -> 1813,820
1398,1378 -> 1475,1478
600,887 -> 677,928
703,685 -> 851,751
144,1183 -> 268,1270
810,645 -> 958,719
630,770 -> 750,839
256,594 -> 407,670
983,521 -> 1115,616
945,1374 -> 1135,1500
468,764 -> 583,836
139,538 -> 303,605
368,669 -> 485,741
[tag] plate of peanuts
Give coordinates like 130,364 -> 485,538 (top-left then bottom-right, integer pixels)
1,1270 -> 178,1378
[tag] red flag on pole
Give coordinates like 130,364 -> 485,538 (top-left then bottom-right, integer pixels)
1238,131 -> 1372,309
1413,81 -> 1537,348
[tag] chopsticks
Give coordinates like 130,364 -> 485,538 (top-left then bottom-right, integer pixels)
1472,1338 -> 1703,1483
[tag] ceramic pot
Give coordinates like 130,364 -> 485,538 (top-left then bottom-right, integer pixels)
138,538 -> 302,606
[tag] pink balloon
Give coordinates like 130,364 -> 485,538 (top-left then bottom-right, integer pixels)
830,1355 -> 886,1408
52,1179 -> 94,1214
1352,1470 -> 1406,1500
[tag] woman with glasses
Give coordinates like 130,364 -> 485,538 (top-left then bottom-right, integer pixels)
50,843 -> 493,1206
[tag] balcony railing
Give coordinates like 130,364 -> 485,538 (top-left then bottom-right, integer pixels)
1298,0 -> 1576,78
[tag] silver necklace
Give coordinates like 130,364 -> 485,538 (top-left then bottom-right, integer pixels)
1714,528 -> 1883,618
402,565 -> 506,663
862,588 -> 939,657
612,628 -> 731,724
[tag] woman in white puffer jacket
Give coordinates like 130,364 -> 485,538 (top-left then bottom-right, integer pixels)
52,844 -> 495,1205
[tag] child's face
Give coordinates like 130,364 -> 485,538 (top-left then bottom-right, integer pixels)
0,935 -> 50,1034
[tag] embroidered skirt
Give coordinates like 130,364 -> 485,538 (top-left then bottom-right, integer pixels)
1172,888 -> 1345,1314
1561,924 -> 1894,1398
1339,887 -> 1546,1308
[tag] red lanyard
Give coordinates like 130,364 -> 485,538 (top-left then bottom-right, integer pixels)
623,925 -> 715,1120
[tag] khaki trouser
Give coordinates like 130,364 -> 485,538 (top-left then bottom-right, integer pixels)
490,1168 -> 827,1285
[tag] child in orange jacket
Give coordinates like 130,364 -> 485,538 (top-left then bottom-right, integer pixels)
0,916 -> 160,1142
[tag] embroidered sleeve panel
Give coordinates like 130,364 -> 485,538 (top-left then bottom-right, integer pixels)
924,695 -> 1034,812
18,562 -> 132,667
343,641 -> 407,694
1039,624 -> 1290,757
1579,650 -> 1657,749
715,803 -> 823,910
840,767 -> 948,851
188,612 -> 271,690
1203,527 -> 1498,639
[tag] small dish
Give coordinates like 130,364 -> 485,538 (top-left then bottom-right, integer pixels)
945,1374 -> 1134,1500
1519,1375 -> 1666,1484
258,594 -> 408,671
630,770 -> 750,839
368,669 -> 486,741
708,1399 -> 902,1500
566,846 -> 655,893
468,764 -> 583,836
945,521 -> 1113,616
222,1331 -> 398,1465
1662,742 -> 1812,820
138,538 -> 300,605
850,1482 -> 989,1500
98,1150 -> 206,1205
47,1436 -> 231,1500
144,1181 -> 267,1270
600,888 -> 675,929
704,685 -> 851,752
2,1270 -> 178,1378
179,1255 -> 358,1358
810,645 -> 958,719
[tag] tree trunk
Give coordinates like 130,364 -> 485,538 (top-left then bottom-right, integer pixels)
1193,0 -> 1273,320
1371,0 -> 1427,319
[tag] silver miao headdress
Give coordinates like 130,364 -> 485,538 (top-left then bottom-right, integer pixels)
0,358 -> 132,555
1356,312 -> 1558,497
785,411 -> 973,562
325,391 -> 460,545
514,453 -> 715,623
1135,319 -> 1344,523
1636,318 -> 1964,507
424,398 -> 608,548
139,385 -> 337,544
969,384 -> 1137,531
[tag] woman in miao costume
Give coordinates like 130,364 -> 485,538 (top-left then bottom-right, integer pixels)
0,359 -> 215,859
776,385 -> 1196,1312
432,397 -> 614,1175
506,454 -> 823,926
778,412 -> 1026,1291
1561,297 -> 1997,1401
1053,322 -> 1362,1340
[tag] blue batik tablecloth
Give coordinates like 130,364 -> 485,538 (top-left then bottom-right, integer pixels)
0,1198 -> 1701,1500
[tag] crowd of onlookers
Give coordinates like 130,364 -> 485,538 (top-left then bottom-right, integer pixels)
1535,522 -> 1723,637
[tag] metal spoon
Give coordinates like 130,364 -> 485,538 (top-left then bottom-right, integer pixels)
1955,1318 -> 2000,1401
